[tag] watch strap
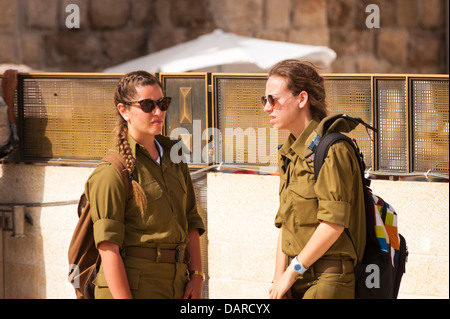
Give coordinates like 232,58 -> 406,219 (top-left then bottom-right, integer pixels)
189,270 -> 205,281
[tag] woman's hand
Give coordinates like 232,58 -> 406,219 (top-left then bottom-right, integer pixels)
269,265 -> 297,299
184,228 -> 203,299
183,273 -> 203,299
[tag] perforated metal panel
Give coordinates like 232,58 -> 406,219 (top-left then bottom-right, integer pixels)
19,76 -> 120,162
4,72 -> 448,174
411,79 -> 449,173
376,79 -> 408,171
214,75 -> 287,166
160,73 -> 210,166
324,78 -> 373,169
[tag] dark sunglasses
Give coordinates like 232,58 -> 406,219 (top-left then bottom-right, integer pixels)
261,93 -> 296,108
125,97 -> 172,113
261,95 -> 277,108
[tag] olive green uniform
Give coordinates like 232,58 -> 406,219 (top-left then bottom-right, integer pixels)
85,135 -> 205,299
275,116 -> 366,299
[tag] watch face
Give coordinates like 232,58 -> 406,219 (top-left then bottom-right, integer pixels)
294,264 -> 302,272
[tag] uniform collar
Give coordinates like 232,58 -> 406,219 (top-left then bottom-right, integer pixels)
127,134 -> 140,159
279,118 -> 321,161
155,135 -> 179,171
127,134 -> 177,170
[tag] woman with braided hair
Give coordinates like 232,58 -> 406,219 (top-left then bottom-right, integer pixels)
85,71 -> 205,299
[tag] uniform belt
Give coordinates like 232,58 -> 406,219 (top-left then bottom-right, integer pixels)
312,259 -> 354,274
126,246 -> 185,264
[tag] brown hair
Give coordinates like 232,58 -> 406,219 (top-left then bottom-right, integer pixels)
113,70 -> 163,216
268,60 -> 328,120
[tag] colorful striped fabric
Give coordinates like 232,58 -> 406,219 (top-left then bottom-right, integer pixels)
371,193 -> 401,265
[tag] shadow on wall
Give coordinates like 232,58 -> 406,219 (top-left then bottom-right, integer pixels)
0,165 -> 47,298
1,73 -> 47,298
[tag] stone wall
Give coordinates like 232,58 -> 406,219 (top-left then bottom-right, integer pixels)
0,0 -> 448,73
1,164 -> 448,298
207,173 -> 449,299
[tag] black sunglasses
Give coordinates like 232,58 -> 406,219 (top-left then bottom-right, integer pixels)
125,97 -> 172,113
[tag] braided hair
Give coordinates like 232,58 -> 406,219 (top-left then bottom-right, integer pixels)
113,71 -> 163,216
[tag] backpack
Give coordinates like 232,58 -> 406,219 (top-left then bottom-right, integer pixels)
313,114 -> 408,299
68,151 -> 131,299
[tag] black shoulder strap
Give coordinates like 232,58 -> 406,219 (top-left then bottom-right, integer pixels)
313,132 -> 356,180
313,133 -> 360,260
313,132 -> 374,261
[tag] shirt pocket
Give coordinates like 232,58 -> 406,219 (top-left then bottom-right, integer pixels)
288,181 -> 319,227
142,180 -> 163,203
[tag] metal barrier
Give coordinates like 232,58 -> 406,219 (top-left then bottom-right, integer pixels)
0,72 -> 448,177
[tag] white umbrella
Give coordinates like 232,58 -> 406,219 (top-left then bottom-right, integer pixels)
104,29 -> 336,73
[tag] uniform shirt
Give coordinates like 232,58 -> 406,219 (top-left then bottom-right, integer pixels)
86,134 -> 205,251
275,117 -> 366,263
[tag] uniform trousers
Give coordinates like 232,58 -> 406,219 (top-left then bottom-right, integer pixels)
290,259 -> 355,299
94,256 -> 189,299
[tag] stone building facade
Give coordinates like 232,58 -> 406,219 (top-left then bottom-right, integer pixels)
0,0 -> 448,73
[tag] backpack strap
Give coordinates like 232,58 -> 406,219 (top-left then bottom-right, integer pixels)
313,132 -> 357,180
100,151 -> 132,201
313,132 -> 367,261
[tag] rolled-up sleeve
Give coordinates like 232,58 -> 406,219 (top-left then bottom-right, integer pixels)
314,141 -> 357,228
85,163 -> 127,248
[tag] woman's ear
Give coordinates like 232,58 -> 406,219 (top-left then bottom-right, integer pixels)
117,103 -> 129,121
298,91 -> 309,109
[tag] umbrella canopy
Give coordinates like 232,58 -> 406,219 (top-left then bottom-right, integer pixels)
104,29 -> 336,73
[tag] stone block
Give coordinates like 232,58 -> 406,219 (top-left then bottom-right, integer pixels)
255,30 -> 288,42
44,32 -> 105,71
265,0 -> 292,30
5,262 -> 46,298
408,31 -> 442,67
289,27 -> 330,46
170,0 -> 211,28
131,0 -> 156,27
24,0 -> 59,30
327,0 -> 357,28
420,0 -> 446,30
147,26 -> 187,53
355,54 -> 392,73
18,33 -> 43,70
0,0 -> 17,32
400,254 -> 449,297
377,28 -> 409,66
154,0 -> 173,28
89,0 -> 130,30
0,35 -> 14,64
210,0 -> 264,33
293,0 -> 327,27
102,29 -> 147,65
330,55 -> 357,73
396,0 -> 419,29
330,28 -> 374,56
